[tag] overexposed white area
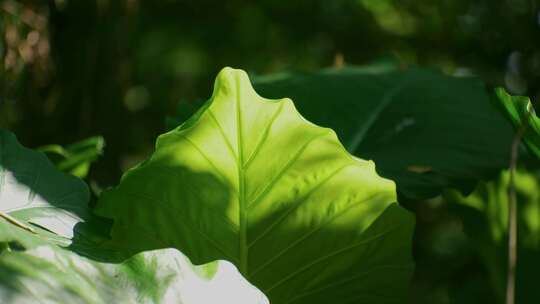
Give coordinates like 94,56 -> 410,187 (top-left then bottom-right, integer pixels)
176,255 -> 270,304
0,170 -> 81,239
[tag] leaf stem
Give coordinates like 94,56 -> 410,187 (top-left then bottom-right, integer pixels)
506,121 -> 527,304
0,211 -> 37,234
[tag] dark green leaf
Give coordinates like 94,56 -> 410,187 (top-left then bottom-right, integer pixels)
253,66 -> 514,199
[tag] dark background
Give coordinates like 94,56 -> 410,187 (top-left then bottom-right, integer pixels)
2,1 -> 540,303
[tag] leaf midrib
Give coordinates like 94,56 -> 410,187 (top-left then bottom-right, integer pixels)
235,75 -> 249,276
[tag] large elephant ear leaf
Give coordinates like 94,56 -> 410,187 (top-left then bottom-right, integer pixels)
494,88 -> 540,158
0,129 -> 91,244
96,67 -> 415,303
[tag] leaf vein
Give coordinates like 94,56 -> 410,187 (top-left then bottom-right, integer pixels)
121,191 -> 237,263
286,264 -> 411,304
178,134 -> 232,189
264,224 -> 403,293
248,163 -> 352,250
251,192 -> 382,276
243,101 -> 285,169
208,110 -> 238,165
247,131 -> 330,209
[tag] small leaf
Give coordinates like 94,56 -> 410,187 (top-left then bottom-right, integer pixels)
494,88 -> 540,158
96,67 -> 415,303
38,136 -> 105,178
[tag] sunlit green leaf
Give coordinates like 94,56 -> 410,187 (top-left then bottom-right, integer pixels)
97,67 -> 415,303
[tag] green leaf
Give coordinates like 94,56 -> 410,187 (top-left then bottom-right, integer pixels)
0,129 -> 91,242
0,129 -> 268,303
447,169 -> 540,303
0,222 -> 269,304
96,67 -> 415,303
253,66 -> 514,199
494,88 -> 540,159
38,136 -> 105,178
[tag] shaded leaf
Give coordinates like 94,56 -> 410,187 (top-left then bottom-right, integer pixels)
0,129 -> 91,241
97,67 -> 415,303
253,66 -> 514,199
447,169 -> 540,304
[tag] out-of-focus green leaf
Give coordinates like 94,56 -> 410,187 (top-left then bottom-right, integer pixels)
447,169 -> 540,304
253,66 -> 514,199
0,219 -> 269,304
38,136 -> 105,178
494,88 -> 540,159
96,67 -> 415,304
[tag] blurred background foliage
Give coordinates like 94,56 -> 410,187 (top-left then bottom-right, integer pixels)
2,0 -> 540,303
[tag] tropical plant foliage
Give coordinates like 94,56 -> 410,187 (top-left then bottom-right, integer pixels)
495,88 -> 540,159
0,126 -> 267,304
0,65 -> 538,303
96,68 -> 414,303
447,169 -> 540,303
3,1 -> 540,303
